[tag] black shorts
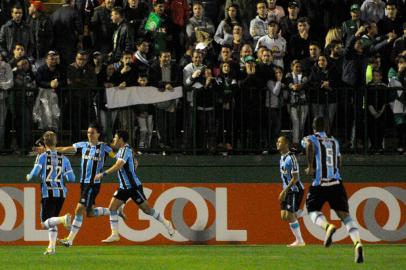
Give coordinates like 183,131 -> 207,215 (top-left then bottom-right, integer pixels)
281,189 -> 304,213
79,183 -> 101,210
41,197 -> 65,222
114,185 -> 147,205
306,182 -> 349,213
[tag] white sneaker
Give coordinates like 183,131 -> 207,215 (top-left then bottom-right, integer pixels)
43,248 -> 55,255
101,234 -> 120,243
287,241 -> 306,247
62,214 -> 71,231
164,220 -> 175,238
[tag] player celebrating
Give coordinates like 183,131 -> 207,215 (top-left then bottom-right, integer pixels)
302,117 -> 364,263
94,130 -> 175,242
276,135 -> 305,247
26,131 -> 75,255
56,122 -> 123,247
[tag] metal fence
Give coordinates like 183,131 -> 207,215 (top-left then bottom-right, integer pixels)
1,85 -> 405,155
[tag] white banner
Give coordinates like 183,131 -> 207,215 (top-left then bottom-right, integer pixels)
106,86 -> 183,109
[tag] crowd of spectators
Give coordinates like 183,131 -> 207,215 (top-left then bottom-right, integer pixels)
0,0 -> 405,154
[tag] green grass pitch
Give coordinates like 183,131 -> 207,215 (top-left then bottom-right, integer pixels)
1,245 -> 405,270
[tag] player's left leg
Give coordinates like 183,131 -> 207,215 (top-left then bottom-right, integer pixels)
337,211 -> 364,263
281,210 -> 305,247
102,195 -> 125,243
138,200 -> 175,238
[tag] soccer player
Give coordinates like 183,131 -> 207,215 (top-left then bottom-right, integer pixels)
302,117 -> 364,263
94,130 -> 175,242
55,122 -> 124,247
26,131 -> 75,255
276,135 -> 305,247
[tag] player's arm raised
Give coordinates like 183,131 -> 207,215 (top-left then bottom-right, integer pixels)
56,146 -> 76,153
94,159 -> 125,180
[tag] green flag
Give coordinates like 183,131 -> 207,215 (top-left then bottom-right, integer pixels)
145,12 -> 161,31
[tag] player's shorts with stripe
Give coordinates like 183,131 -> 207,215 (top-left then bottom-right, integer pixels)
41,197 -> 65,222
306,181 -> 349,213
281,189 -> 304,213
79,183 -> 101,210
114,185 -> 147,205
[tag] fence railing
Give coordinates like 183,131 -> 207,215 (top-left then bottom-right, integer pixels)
1,85 -> 405,155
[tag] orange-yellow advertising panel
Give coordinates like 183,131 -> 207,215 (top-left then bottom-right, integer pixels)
1,183 -> 405,245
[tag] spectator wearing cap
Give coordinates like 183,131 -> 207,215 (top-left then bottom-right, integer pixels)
185,1 -> 215,47
238,54 -> 265,149
90,0 -> 116,55
360,0 -> 385,23
0,54 -> 13,150
249,1 -> 270,47
110,7 -> 134,62
225,0 -> 256,25
391,23 -> 406,66
51,0 -> 84,65
289,17 -> 315,61
280,1 -> 300,45
341,4 -> 363,47
36,50 -> 66,91
255,21 -> 286,69
27,0 -> 53,60
0,4 -> 33,60
66,50 -> 97,141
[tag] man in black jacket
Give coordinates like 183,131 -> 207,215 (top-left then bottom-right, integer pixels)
90,0 -> 115,54
149,50 -> 181,148
110,7 -> 134,63
124,0 -> 150,39
0,4 -> 32,60
27,1 -> 53,60
51,0 -> 83,65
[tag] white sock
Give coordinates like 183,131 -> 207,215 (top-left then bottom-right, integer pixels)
311,212 -> 330,230
44,216 -> 64,229
343,216 -> 361,245
150,208 -> 165,224
48,226 -> 58,249
68,215 -> 83,244
289,221 -> 304,242
93,207 -> 110,217
109,211 -> 119,236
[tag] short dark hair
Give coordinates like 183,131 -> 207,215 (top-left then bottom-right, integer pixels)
278,135 -> 291,146
14,43 -> 25,50
88,122 -> 102,134
12,4 -> 23,11
309,41 -> 321,49
312,117 -> 325,132
115,130 -> 129,143
112,7 -> 124,17
297,17 -> 310,24
159,50 -> 171,57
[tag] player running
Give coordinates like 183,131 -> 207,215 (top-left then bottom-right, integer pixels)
26,131 -> 75,255
276,135 -> 305,247
302,117 -> 364,263
53,122 -> 124,247
94,130 -> 175,242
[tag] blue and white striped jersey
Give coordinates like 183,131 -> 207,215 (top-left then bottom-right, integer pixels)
73,142 -> 113,184
279,152 -> 304,192
116,144 -> 141,189
27,150 -> 75,198
302,132 -> 342,186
